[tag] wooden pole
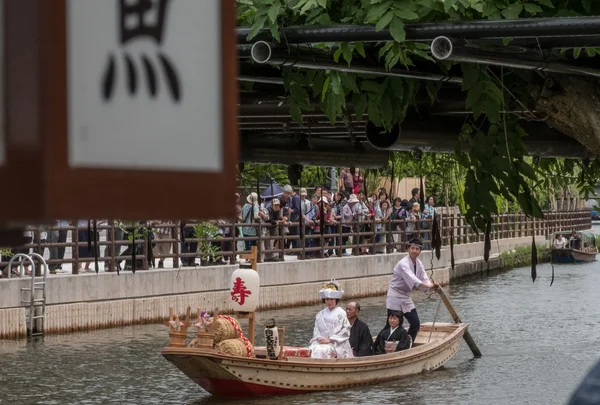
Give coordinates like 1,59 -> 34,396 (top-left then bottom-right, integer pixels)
437,286 -> 482,358
238,246 -> 258,346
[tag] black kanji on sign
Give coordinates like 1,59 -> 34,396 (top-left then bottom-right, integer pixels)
101,0 -> 182,103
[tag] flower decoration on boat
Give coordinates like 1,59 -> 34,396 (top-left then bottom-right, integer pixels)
195,310 -> 214,331
169,316 -> 185,332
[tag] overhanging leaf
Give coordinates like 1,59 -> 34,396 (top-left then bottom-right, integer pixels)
389,17 -> 406,42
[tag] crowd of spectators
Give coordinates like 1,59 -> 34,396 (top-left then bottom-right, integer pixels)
1,168 -> 439,274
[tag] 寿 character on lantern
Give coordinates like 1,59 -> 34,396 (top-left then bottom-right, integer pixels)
230,268 -> 260,312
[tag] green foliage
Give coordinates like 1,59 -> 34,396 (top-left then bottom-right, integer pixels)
236,0 -> 600,230
119,222 -> 154,243
0,248 -> 13,257
193,222 -> 223,262
300,166 -> 331,188
118,222 -> 154,243
239,164 -> 290,190
499,245 -> 551,271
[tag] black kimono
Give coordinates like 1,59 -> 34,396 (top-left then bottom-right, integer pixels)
349,318 -> 373,357
372,326 -> 411,355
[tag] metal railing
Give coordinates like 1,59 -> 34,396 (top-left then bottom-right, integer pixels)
0,209 -> 591,275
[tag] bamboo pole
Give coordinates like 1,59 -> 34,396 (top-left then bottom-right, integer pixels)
437,286 -> 482,358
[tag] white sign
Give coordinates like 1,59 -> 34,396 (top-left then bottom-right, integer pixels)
0,0 -> 4,166
67,0 -> 223,172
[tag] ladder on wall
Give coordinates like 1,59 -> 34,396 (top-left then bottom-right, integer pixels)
8,253 -> 48,336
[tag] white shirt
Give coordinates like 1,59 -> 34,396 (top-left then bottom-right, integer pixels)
386,255 -> 431,313
553,237 -> 566,249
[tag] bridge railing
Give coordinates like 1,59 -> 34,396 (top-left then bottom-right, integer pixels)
0,209 -> 591,275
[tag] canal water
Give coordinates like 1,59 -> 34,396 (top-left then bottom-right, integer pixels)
1,260 -> 599,405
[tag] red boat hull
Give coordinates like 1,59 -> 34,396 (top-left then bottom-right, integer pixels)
194,376 -> 308,397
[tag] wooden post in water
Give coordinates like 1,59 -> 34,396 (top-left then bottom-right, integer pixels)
437,286 -> 482,358
238,246 -> 258,346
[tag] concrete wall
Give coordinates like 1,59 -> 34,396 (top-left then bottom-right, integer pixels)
0,236 -> 545,337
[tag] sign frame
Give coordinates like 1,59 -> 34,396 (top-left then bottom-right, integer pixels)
0,0 -> 238,221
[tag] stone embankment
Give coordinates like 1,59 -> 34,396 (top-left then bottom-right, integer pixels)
0,236 -> 547,338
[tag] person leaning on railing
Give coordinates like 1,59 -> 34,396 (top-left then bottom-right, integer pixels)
283,185 -> 301,253
241,192 -> 260,252
375,200 -> 392,254
324,199 -> 339,257
179,220 -> 197,267
405,203 -> 422,242
303,194 -> 319,259
421,196 -> 436,249
313,196 -> 334,258
49,220 -> 69,273
341,194 -> 359,256
354,193 -> 370,255
264,198 -> 284,262
151,220 -> 174,269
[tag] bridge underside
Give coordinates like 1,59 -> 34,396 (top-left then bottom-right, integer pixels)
238,83 -> 589,168
236,19 -> 600,168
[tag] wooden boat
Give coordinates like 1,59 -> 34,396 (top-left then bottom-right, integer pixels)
161,322 -> 468,398
551,231 -> 597,264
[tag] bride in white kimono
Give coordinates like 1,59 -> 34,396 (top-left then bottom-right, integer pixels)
309,281 -> 354,359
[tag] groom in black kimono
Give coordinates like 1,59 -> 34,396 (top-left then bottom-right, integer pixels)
346,302 -> 373,356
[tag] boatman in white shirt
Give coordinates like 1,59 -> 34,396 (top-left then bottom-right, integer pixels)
386,238 -> 439,343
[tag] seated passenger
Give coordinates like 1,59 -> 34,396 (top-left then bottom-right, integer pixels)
308,281 -> 354,359
553,234 -> 567,249
372,311 -> 411,355
346,301 -> 373,357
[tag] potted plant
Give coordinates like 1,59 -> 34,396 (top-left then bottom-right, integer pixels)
193,222 -> 222,266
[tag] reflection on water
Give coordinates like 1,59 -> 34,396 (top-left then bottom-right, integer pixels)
1,261 -> 600,405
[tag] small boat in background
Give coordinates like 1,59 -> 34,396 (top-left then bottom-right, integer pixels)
551,231 -> 597,264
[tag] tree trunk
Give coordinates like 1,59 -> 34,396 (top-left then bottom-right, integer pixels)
532,75 -> 600,155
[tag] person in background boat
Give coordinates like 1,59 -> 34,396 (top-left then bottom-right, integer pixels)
553,234 -> 567,249
309,281 -> 354,359
386,238 -> 439,343
569,231 -> 582,250
372,310 -> 411,355
346,301 -> 372,357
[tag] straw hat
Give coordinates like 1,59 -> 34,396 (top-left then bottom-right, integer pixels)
246,192 -> 258,204
347,194 -> 359,204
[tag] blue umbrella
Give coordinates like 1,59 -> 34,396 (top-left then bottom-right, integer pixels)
261,183 -> 284,200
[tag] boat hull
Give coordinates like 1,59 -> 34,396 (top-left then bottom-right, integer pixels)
552,248 -> 597,263
162,323 -> 467,398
